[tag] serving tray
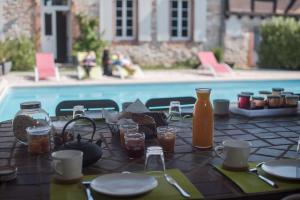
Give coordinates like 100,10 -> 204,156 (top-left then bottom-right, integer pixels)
230,103 -> 299,117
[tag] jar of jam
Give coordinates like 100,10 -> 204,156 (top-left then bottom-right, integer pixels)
272,88 -> 284,96
285,95 -> 299,107
238,94 -> 251,109
251,96 -> 265,109
267,95 -> 281,108
26,126 -> 51,154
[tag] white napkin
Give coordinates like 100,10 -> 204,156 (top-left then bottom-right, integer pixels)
125,99 -> 149,113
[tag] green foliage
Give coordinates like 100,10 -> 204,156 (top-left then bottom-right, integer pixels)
212,47 -> 224,62
73,14 -> 106,62
141,58 -> 199,70
258,17 -> 300,70
0,36 -> 35,71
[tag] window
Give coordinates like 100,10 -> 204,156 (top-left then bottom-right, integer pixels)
44,0 -> 69,6
170,0 -> 190,40
45,14 -> 52,35
115,0 -> 135,40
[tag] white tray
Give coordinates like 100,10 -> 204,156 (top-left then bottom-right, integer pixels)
230,103 -> 299,117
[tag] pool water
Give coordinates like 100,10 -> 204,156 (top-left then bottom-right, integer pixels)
1,80 -> 300,121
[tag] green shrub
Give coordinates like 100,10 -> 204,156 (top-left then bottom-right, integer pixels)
258,17 -> 300,70
212,47 -> 224,62
73,14 -> 106,63
2,37 -> 35,71
0,40 -> 10,62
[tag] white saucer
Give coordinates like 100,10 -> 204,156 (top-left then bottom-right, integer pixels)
261,159 -> 300,180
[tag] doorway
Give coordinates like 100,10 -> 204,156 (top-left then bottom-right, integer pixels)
41,1 -> 71,63
56,11 -> 68,63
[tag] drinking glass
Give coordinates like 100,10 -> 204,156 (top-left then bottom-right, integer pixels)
73,105 -> 85,118
144,146 -> 165,174
124,132 -> 145,159
157,127 -> 176,153
169,101 -> 181,121
119,123 -> 138,147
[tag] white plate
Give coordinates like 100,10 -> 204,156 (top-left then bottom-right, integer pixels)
261,159 -> 300,180
90,173 -> 158,197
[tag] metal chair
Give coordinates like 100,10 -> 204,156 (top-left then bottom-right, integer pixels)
55,99 -> 119,116
145,96 -> 196,115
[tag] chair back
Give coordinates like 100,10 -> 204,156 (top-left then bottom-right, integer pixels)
145,96 -> 196,111
36,53 -> 56,79
198,51 -> 231,73
198,52 -> 218,66
55,99 -> 119,116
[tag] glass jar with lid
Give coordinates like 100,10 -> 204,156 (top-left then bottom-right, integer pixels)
13,101 -> 51,145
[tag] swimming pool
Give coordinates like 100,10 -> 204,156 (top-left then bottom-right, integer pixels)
1,80 -> 300,121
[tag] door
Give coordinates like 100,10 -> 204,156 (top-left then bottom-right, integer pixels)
56,11 -> 68,63
41,12 -> 55,54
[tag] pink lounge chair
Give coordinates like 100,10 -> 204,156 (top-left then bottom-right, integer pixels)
198,52 -> 234,77
35,53 -> 60,82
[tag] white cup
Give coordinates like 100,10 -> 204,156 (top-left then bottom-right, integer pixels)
213,99 -> 230,116
215,140 -> 251,170
51,150 -> 83,181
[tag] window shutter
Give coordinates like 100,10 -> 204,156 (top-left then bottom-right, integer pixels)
100,0 -> 113,41
138,0 -> 152,41
156,0 -> 169,41
193,0 -> 207,42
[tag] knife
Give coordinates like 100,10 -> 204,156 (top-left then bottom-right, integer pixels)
82,181 -> 94,200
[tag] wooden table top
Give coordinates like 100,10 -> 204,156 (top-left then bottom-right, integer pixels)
0,115 -> 300,200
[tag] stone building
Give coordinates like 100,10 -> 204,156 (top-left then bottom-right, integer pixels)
0,0 -> 224,66
3,0 -> 299,68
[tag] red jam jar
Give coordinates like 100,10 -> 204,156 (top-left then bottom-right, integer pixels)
238,94 -> 251,109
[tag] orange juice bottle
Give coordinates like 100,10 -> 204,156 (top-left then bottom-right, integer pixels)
192,88 -> 214,148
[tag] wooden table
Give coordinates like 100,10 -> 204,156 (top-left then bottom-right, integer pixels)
0,115 -> 300,200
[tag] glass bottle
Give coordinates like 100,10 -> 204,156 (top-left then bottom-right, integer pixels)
192,88 -> 214,148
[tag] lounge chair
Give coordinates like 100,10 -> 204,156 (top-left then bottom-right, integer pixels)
76,52 -> 102,80
198,51 -> 234,77
35,53 -> 60,82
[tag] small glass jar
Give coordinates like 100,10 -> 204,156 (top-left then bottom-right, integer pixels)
259,91 -> 272,100
13,101 -> 51,145
119,123 -> 138,147
267,95 -> 281,108
238,94 -> 251,109
157,127 -> 176,153
27,126 -> 51,154
272,88 -> 284,96
285,95 -> 299,107
251,96 -> 265,110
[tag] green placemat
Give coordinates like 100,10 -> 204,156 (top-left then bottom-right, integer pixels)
214,163 -> 300,194
50,169 -> 204,200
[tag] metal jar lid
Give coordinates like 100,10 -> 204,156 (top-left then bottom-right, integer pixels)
252,96 -> 264,100
20,101 -> 41,109
238,94 -> 251,98
272,88 -> 284,92
259,91 -> 272,95
241,92 -> 254,96
285,95 -> 299,100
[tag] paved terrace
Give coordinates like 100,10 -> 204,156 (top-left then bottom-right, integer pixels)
1,69 -> 300,88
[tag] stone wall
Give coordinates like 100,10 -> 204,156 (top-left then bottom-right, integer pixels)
223,15 -> 263,68
109,0 -> 222,67
2,0 -> 36,38
111,42 -> 203,67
